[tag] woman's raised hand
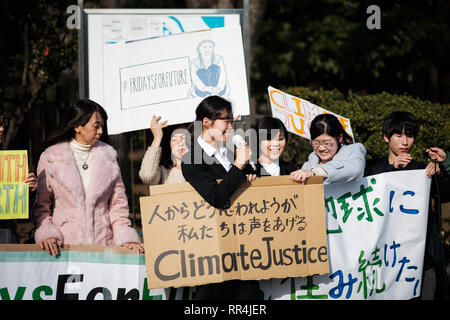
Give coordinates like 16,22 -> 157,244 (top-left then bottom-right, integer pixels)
150,115 -> 168,147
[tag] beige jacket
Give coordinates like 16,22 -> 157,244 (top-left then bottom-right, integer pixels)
138,146 -> 185,185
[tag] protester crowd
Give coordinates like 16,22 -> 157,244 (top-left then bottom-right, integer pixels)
0,96 -> 448,300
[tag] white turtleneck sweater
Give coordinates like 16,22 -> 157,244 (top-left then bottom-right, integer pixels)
70,139 -> 92,194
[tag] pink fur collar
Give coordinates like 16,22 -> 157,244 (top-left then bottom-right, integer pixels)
43,141 -> 121,205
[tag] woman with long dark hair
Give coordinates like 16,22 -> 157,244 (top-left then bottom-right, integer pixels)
290,113 -> 366,184
33,99 -> 143,256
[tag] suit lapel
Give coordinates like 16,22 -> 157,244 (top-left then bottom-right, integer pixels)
202,150 -> 228,178
256,162 -> 269,176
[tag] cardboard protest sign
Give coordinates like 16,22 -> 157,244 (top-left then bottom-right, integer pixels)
0,150 -> 29,220
268,86 -> 353,140
140,176 -> 329,289
103,25 -> 249,134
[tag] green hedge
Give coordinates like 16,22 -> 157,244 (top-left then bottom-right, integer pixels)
268,86 -> 450,169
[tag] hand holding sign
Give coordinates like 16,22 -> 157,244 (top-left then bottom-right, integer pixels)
140,176 -> 329,289
24,172 -> 37,192
290,169 -> 314,184
41,238 -> 63,257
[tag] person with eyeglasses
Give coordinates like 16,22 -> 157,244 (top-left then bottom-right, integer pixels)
290,113 -> 367,184
0,114 -> 38,244
181,95 -> 260,300
139,115 -> 190,186
182,95 -> 257,210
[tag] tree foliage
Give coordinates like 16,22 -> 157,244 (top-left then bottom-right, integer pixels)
0,0 -> 78,149
275,86 -> 450,169
252,0 -> 450,107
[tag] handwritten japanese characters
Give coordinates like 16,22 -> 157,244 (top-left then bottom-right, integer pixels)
260,170 -> 430,300
140,176 -> 329,289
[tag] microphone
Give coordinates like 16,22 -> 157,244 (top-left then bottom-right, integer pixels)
232,135 -> 257,171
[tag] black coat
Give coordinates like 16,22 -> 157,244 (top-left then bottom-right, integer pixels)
181,139 -> 247,209
180,139 -> 262,300
365,157 -> 427,175
254,160 -> 298,177
365,158 -> 449,201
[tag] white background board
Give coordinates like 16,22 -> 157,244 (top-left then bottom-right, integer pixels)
103,26 -> 249,134
85,11 -> 243,134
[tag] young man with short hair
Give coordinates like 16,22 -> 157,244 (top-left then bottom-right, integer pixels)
365,111 -> 449,300
365,111 -> 439,176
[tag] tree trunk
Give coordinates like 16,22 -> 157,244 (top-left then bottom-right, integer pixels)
2,20 -> 43,150
429,64 -> 439,103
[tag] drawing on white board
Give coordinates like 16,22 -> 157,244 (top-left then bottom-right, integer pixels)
189,39 -> 230,98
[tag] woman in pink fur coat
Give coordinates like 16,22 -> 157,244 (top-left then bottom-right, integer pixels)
33,99 -> 144,256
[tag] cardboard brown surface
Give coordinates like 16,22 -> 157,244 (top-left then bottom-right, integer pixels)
140,175 -> 329,289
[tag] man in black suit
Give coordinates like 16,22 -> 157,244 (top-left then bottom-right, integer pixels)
181,95 -> 261,300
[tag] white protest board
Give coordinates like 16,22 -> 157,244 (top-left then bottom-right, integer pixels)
268,86 -> 353,140
86,10 -> 242,113
103,25 -> 249,134
260,169 -> 431,299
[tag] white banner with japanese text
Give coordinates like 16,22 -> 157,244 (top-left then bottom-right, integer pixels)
260,169 -> 430,300
0,170 -> 430,300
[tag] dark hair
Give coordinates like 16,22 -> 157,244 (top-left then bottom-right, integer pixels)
188,95 -> 233,141
44,99 -> 108,148
160,123 -> 190,169
382,111 -> 418,139
310,113 -> 353,145
257,116 -> 289,144
195,95 -> 233,122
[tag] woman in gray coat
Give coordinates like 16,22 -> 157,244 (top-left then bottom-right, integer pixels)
290,113 -> 366,184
